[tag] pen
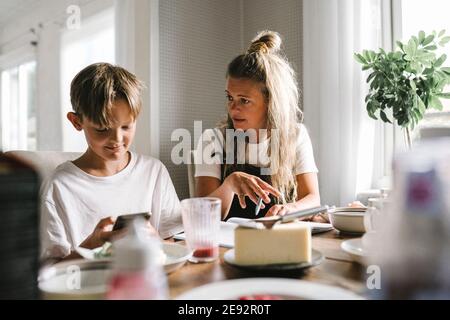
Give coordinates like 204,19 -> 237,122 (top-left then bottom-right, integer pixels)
255,197 -> 263,216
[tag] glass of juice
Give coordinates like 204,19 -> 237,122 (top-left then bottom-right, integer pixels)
181,197 -> 221,263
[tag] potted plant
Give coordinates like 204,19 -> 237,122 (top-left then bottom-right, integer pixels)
355,30 -> 450,148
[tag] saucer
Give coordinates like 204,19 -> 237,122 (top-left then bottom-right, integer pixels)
341,238 -> 369,265
224,249 -> 323,271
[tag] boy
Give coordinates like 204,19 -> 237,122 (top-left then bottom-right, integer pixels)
40,63 -> 183,261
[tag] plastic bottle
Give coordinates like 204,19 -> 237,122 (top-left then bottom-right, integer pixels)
376,138 -> 450,299
106,218 -> 168,300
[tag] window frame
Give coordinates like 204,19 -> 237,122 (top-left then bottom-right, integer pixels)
0,45 -> 37,151
377,0 -> 450,188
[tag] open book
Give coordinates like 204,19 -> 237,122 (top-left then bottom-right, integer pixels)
173,219 -> 333,248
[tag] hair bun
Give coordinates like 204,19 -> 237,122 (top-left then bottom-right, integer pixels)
247,30 -> 282,54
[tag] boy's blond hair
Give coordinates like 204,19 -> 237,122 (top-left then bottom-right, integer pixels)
70,63 -> 144,127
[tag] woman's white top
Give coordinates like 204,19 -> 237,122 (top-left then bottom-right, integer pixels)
194,123 -> 318,180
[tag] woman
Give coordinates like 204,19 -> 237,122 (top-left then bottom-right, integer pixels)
195,31 -> 323,221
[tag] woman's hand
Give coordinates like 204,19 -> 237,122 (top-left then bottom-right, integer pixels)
265,203 -> 329,223
224,171 -> 282,208
265,203 -> 293,216
79,217 -> 125,249
347,201 -> 366,208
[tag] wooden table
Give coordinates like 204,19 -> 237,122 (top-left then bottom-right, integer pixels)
168,230 -> 368,299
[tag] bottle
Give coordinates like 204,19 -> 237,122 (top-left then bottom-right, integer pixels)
376,138 -> 450,299
106,218 -> 168,300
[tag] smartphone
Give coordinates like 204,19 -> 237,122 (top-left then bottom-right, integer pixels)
112,212 -> 151,231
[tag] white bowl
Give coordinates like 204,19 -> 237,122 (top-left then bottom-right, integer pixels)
328,208 -> 367,234
39,259 -> 111,300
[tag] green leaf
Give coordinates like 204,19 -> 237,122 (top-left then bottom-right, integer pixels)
416,51 -> 436,61
366,104 -> 378,120
362,50 -> 371,62
423,67 -> 434,76
424,45 -> 437,51
404,38 -> 418,57
439,36 -> 450,46
422,34 -> 435,46
396,41 -> 404,51
410,61 -> 421,72
430,96 -> 444,110
436,92 -> 450,99
380,110 -> 392,123
367,50 -> 376,62
419,30 -> 426,43
441,67 -> 450,74
410,116 -> 416,131
366,72 -> 376,83
413,108 -> 424,121
438,29 -> 446,37
416,95 -> 426,113
393,51 -> 403,59
354,53 -> 367,65
435,53 -> 447,67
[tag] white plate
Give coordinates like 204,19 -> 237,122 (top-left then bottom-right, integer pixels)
76,242 -> 192,274
162,242 -> 192,274
39,259 -> 111,300
340,238 -> 368,265
223,249 -> 323,271
176,278 -> 363,300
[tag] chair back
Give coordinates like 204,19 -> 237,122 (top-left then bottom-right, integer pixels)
4,150 -> 82,181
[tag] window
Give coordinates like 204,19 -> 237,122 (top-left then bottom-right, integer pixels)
1,61 -> 37,151
399,0 -> 450,140
60,8 -> 115,151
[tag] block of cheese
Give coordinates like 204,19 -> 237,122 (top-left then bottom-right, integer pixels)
234,223 -> 311,265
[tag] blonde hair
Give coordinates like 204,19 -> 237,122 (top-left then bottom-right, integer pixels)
70,63 -> 144,127
223,30 -> 302,203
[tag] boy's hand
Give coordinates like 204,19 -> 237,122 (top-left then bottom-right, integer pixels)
80,217 -> 126,249
144,219 -> 159,237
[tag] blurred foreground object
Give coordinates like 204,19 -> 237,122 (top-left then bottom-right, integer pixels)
0,152 -> 40,299
376,138 -> 450,299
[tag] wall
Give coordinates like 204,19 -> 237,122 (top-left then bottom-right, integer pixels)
159,0 -> 242,199
242,0 -> 303,105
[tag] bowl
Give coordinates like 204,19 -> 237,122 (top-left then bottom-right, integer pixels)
328,207 -> 367,234
39,259 -> 111,300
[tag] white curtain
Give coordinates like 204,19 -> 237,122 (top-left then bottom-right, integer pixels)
303,0 -> 385,206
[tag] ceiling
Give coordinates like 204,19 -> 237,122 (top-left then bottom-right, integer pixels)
0,0 -> 45,28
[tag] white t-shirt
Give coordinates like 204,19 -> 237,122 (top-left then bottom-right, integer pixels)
194,123 -> 318,179
40,152 -> 183,260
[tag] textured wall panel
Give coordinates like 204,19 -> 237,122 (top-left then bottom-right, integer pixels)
160,0 -> 241,199
243,0 -> 303,104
